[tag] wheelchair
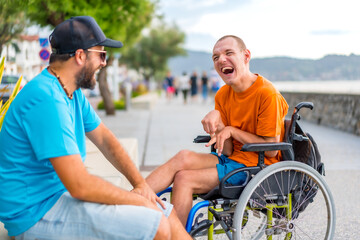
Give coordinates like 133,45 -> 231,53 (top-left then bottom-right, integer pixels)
157,102 -> 336,240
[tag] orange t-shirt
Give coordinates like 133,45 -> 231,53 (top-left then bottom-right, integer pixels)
214,75 -> 289,167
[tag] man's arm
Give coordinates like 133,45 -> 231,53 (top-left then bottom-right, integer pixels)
50,154 -> 159,211
86,123 -> 144,188
85,122 -> 164,207
209,126 -> 280,158
202,109 -> 279,157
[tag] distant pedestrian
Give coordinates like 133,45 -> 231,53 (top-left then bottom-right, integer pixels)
210,68 -> 221,98
165,71 -> 175,101
190,71 -> 198,102
201,71 -> 209,102
162,77 -> 168,92
178,71 -> 190,104
173,75 -> 179,97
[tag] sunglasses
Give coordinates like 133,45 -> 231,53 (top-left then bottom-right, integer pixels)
86,49 -> 107,62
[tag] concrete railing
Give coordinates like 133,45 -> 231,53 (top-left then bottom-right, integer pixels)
131,92 -> 159,110
282,91 -> 360,136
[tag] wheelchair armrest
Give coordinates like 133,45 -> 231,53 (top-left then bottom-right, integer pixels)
194,135 -> 216,153
241,142 -> 293,167
193,135 -> 211,143
219,166 -> 261,199
241,142 -> 292,152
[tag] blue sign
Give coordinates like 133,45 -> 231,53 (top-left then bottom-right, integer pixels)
39,38 -> 49,47
39,48 -> 50,61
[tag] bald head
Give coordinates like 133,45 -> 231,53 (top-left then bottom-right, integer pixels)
215,35 -> 247,51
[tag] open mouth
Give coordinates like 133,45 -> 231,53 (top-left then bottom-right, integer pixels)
95,67 -> 102,75
222,67 -> 234,75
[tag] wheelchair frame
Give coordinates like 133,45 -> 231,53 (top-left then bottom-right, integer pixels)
157,102 -> 336,240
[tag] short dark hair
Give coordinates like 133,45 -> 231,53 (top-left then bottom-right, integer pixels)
216,35 -> 247,50
49,53 -> 73,63
49,51 -> 91,64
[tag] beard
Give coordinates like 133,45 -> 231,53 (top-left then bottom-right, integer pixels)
76,64 -> 97,90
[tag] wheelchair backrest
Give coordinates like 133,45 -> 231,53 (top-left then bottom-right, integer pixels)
280,104 -> 324,217
281,103 -> 323,175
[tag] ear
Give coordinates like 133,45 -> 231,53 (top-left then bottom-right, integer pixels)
244,49 -> 251,63
74,49 -> 87,66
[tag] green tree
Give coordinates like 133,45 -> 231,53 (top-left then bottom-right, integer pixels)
0,0 -> 28,55
120,20 -> 186,85
26,0 -> 155,115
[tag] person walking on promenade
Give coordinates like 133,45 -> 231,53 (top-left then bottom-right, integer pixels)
178,71 -> 191,104
190,71 -> 198,103
201,71 -> 209,103
165,71 -> 175,101
0,16 -> 190,240
146,35 -> 289,225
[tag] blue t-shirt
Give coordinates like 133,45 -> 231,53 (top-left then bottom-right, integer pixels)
0,68 -> 101,236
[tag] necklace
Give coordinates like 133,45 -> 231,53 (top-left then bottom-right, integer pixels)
48,67 -> 73,100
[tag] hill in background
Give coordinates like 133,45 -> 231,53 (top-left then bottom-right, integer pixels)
168,50 -> 360,81
168,50 -> 214,76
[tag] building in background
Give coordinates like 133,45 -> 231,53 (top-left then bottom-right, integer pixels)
0,35 -> 45,81
1,35 -> 145,101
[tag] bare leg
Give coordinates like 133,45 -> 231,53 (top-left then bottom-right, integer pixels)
168,209 -> 193,240
172,168 -> 220,226
154,215 -> 171,240
154,206 -> 192,240
146,150 -> 218,193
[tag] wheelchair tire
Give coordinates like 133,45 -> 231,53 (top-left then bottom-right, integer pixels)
233,161 -> 336,240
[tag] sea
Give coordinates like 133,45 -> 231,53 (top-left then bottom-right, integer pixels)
273,80 -> 360,95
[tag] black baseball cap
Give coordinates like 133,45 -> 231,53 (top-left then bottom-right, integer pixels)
49,16 -> 123,54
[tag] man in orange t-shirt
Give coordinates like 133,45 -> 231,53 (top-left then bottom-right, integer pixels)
146,35 -> 289,225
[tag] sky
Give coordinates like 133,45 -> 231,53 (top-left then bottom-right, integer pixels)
157,0 -> 360,59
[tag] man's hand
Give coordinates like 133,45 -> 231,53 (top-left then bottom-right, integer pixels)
131,182 -> 166,210
201,110 -> 223,135
206,126 -> 234,156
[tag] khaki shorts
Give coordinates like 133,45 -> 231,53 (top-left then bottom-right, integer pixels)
16,192 -> 173,240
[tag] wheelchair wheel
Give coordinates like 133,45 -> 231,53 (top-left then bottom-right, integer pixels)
233,161 -> 336,240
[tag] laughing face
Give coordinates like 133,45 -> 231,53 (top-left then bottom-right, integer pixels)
212,37 -> 249,87
76,46 -> 106,90
75,61 -> 97,90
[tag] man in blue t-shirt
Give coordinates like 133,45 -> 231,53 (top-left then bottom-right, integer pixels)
0,16 -> 190,240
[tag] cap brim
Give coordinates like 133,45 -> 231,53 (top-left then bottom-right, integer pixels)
99,38 -> 123,48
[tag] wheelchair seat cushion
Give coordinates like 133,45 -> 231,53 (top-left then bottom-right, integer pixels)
199,185 -> 222,200
211,152 -> 247,186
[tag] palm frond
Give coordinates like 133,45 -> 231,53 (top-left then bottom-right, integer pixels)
9,75 -> 23,99
0,58 -> 23,131
0,57 -> 5,85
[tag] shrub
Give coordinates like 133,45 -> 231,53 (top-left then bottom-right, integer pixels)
97,99 -> 125,110
132,83 -> 148,97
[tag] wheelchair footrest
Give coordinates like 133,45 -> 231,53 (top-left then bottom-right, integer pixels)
189,219 -> 213,237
